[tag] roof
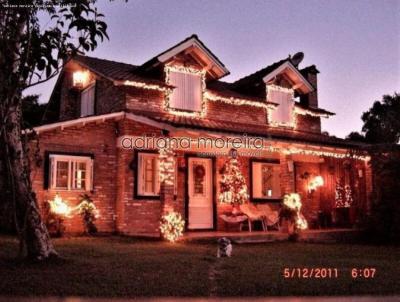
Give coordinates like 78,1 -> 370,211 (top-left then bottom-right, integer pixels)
29,111 -> 369,153
127,110 -> 367,149
72,55 -> 169,87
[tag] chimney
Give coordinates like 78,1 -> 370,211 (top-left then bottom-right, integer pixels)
300,65 -> 319,108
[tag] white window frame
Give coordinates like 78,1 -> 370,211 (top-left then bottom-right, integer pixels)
80,83 -> 95,117
251,161 -> 281,200
49,154 -> 93,191
137,152 -> 178,197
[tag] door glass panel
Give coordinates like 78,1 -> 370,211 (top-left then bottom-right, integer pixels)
193,162 -> 206,196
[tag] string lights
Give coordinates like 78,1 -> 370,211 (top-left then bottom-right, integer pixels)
159,138 -> 176,186
160,211 -> 185,242
164,65 -> 207,117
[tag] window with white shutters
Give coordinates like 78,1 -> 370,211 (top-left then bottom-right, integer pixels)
80,84 -> 95,117
169,71 -> 202,112
267,85 -> 294,126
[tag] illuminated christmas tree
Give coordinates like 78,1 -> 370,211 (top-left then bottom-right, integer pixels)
218,150 -> 249,205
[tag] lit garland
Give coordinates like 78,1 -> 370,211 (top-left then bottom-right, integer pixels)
164,65 -> 207,117
205,91 -> 276,110
294,106 -> 331,118
122,80 -> 173,93
266,84 -> 297,128
160,211 -> 185,242
159,138 -> 176,186
282,147 -> 368,160
49,194 -> 72,217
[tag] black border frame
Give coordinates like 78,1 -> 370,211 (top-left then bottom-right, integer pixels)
249,158 -> 282,203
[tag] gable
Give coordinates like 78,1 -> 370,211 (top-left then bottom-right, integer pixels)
140,35 -> 229,80
263,61 -> 314,94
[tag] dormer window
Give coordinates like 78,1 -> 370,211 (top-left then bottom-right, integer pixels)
80,83 -> 95,117
168,70 -> 202,112
267,84 -> 295,127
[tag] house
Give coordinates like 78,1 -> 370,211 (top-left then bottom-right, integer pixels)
30,35 -> 372,236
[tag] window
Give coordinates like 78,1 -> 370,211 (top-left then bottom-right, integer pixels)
267,85 -> 294,126
136,152 -> 178,198
49,154 -> 93,191
80,83 -> 95,117
251,160 -> 281,200
168,71 -> 202,112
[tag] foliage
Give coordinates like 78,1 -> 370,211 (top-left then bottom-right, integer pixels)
21,94 -> 59,127
44,201 -> 66,238
77,194 -> 98,235
218,150 -> 249,205
160,211 -> 185,242
0,0 -> 115,259
346,93 -> 400,144
346,93 -> 400,243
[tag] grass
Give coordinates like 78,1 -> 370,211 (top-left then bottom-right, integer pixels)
0,235 -> 399,297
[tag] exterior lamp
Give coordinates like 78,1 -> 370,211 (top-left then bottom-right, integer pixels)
308,176 -> 324,192
73,70 -> 89,88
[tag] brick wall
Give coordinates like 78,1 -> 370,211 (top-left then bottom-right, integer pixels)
31,121 -> 118,234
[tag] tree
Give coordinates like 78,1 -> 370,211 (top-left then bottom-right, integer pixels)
218,149 -> 249,206
346,93 -> 400,144
347,93 -> 400,243
0,0 -> 111,260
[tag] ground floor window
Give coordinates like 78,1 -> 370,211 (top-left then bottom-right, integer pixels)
136,151 -> 178,198
49,154 -> 93,191
251,159 -> 281,201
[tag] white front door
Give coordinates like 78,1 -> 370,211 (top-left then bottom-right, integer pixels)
188,157 -> 214,229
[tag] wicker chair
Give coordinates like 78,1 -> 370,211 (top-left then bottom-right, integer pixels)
239,203 -> 266,232
256,204 -> 280,231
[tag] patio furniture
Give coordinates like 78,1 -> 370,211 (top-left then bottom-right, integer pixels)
239,203 -> 266,232
256,204 -> 280,231
219,214 -> 248,231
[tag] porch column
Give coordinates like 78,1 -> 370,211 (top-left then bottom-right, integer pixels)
364,160 -> 373,215
159,138 -> 176,214
281,154 -> 295,194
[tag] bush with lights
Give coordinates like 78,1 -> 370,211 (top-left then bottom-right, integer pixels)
77,194 -> 99,235
45,193 -> 71,237
280,193 -> 308,238
160,211 -> 185,242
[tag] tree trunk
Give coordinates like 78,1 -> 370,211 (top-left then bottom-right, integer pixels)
2,101 -> 57,260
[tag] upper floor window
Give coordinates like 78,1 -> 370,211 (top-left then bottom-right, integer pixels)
168,71 -> 202,112
49,154 -> 93,191
267,85 -> 294,127
80,83 -> 95,117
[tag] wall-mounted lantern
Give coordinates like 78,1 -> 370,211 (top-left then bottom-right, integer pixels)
72,70 -> 89,88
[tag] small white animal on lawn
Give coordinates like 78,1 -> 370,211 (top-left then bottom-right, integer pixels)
217,237 -> 232,258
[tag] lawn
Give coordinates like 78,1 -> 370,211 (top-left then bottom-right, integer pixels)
0,235 -> 399,297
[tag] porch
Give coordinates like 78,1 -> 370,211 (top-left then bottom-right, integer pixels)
180,228 -> 362,244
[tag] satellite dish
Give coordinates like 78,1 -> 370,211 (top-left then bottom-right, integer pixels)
291,52 -> 304,67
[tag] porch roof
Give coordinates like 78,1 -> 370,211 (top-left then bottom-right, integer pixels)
128,110 -> 368,150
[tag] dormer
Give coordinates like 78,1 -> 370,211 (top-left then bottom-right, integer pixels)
263,60 -> 314,128
138,35 -> 230,116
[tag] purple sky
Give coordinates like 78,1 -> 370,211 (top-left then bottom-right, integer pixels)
28,0 -> 400,138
